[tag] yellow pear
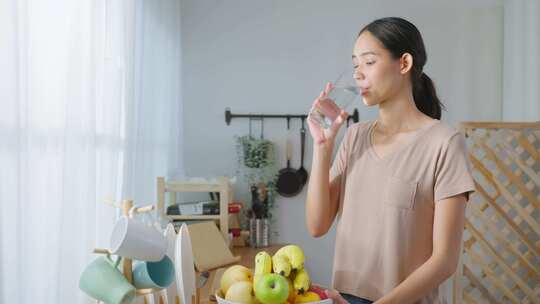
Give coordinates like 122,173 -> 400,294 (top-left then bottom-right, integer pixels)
221,265 -> 253,295
225,281 -> 258,304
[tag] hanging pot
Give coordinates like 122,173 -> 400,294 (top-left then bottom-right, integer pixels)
276,137 -> 303,197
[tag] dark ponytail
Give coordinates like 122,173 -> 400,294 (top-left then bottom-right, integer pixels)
414,73 -> 442,119
359,17 -> 444,119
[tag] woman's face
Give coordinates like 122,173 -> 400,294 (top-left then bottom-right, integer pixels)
352,31 -> 407,107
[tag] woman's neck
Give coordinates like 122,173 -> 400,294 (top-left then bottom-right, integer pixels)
376,89 -> 431,134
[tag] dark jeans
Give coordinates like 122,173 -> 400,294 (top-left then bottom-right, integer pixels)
340,293 -> 373,304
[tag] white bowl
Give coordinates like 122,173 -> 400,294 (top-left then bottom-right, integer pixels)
215,293 -> 333,304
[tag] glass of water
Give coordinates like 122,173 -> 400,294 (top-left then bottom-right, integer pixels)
309,69 -> 360,129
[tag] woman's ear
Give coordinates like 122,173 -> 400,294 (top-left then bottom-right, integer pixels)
400,53 -> 414,74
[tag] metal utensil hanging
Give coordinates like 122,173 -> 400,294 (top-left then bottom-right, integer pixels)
297,117 -> 309,185
248,116 -> 264,139
276,119 -> 303,197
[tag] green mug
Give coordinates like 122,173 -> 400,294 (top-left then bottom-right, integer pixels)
79,255 -> 136,304
133,255 -> 175,289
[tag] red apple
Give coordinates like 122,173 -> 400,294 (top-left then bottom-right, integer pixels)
308,285 -> 328,300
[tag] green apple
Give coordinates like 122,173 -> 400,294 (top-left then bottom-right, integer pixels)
225,281 -> 258,304
221,265 -> 253,295
254,273 -> 289,304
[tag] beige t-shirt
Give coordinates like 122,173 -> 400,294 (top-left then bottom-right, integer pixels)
330,120 -> 475,303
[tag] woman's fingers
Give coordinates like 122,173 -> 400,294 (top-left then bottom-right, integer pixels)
324,82 -> 333,95
324,289 -> 349,304
329,110 -> 348,134
307,115 -> 326,144
313,82 -> 332,109
307,82 -> 336,145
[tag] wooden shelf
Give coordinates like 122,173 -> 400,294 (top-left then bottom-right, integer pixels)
167,215 -> 220,220
157,176 -> 231,241
165,182 -> 222,193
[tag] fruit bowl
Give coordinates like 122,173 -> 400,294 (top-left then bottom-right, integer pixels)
215,292 -> 333,304
217,245 -> 333,304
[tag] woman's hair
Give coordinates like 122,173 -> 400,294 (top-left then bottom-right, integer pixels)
359,17 -> 444,119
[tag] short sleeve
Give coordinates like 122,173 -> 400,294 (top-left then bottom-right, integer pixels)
434,133 -> 476,202
330,128 -> 351,181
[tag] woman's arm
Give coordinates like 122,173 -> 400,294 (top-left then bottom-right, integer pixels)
305,83 -> 348,238
374,193 -> 467,304
305,143 -> 342,237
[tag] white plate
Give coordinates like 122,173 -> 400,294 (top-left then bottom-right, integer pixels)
215,294 -> 333,304
175,224 -> 196,304
164,223 -> 178,303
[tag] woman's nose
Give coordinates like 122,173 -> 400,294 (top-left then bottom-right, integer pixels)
354,69 -> 364,81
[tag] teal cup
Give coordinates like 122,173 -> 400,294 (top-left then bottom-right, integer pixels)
133,255 -> 175,289
79,255 -> 136,304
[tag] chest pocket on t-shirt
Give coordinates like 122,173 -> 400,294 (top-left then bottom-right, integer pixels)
383,176 -> 418,210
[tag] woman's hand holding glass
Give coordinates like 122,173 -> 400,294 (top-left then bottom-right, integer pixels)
307,82 -> 349,146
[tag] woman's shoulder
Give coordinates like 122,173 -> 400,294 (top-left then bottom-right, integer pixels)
346,120 -> 374,137
425,120 -> 465,147
337,120 -> 374,149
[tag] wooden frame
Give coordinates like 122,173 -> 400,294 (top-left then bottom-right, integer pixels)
454,121 -> 540,304
156,176 -> 231,241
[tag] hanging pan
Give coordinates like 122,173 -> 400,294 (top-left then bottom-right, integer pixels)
276,133 -> 303,197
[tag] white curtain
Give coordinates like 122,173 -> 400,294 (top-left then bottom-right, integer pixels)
503,0 -> 540,121
0,0 -> 183,303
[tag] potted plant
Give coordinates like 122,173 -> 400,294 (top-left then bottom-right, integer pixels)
237,135 -> 273,168
235,135 -> 278,247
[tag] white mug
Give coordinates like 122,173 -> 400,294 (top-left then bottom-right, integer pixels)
110,216 -> 167,262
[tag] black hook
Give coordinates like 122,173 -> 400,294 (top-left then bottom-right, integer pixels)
261,118 -> 265,139
248,116 -> 253,138
225,107 -> 232,125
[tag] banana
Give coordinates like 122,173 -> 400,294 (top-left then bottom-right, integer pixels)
253,274 -> 263,290
254,251 -> 272,287
286,278 -> 297,303
272,254 -> 292,276
255,251 -> 272,274
293,268 -> 310,294
294,291 -> 320,303
274,245 -> 305,271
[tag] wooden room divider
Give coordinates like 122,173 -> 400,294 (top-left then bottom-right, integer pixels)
453,122 -> 539,304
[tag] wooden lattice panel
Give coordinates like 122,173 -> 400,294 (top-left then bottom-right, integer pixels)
456,122 -> 540,304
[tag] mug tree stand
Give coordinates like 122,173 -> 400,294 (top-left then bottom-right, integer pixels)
92,199 -> 189,304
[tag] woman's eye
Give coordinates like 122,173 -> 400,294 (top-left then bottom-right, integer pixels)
366,61 -> 375,65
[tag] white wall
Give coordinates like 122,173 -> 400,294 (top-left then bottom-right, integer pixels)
180,0 -> 503,286
503,0 -> 540,121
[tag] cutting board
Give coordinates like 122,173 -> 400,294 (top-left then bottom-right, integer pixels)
187,221 -> 240,272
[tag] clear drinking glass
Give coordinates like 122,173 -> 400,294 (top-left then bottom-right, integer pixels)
309,69 -> 361,129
